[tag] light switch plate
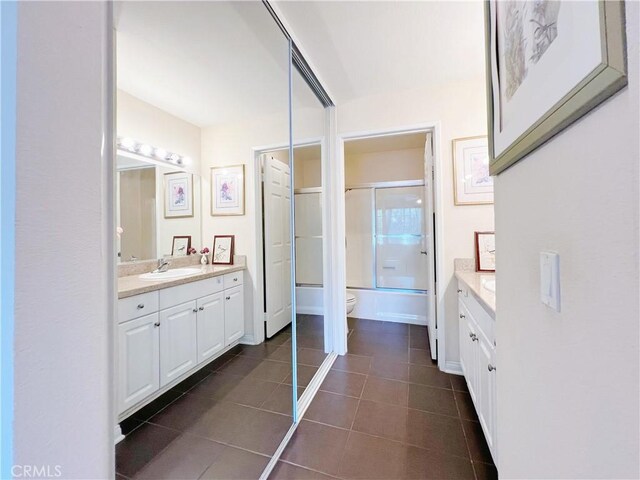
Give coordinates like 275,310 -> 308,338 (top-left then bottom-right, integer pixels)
540,251 -> 560,312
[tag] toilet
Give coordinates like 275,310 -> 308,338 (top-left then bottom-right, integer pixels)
346,293 -> 357,315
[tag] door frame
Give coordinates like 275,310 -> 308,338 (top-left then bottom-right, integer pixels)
251,136 -> 328,349
337,123 -> 447,369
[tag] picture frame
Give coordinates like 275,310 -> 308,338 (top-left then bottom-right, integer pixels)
475,231 -> 496,273
211,165 -> 245,216
485,1 -> 628,175
212,235 -> 234,265
164,171 -> 194,218
171,235 -> 191,257
452,136 -> 493,205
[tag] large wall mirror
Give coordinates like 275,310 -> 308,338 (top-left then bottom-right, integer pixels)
116,151 -> 202,262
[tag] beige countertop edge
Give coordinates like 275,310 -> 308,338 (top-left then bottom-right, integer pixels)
455,270 -> 496,319
118,265 -> 246,299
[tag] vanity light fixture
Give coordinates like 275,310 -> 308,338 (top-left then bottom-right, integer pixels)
117,136 -> 190,168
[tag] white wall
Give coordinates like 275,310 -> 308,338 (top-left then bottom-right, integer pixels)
14,2 -> 113,477
200,112 -> 289,343
345,148 -> 424,185
200,107 -> 324,343
495,4 -> 639,478
338,77 -> 495,365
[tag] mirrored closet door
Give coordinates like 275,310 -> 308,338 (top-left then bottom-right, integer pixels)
114,2 -> 298,478
290,60 -> 329,400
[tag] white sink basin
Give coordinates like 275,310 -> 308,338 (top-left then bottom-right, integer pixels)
482,279 -> 496,293
139,267 -> 202,281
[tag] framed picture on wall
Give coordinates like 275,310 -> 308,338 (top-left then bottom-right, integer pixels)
453,136 -> 493,206
211,165 -> 245,216
164,172 -> 194,218
475,231 -> 495,272
485,1 -> 627,175
171,235 -> 191,257
212,235 -> 234,265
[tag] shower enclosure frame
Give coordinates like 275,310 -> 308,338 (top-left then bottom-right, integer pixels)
337,123 -> 447,368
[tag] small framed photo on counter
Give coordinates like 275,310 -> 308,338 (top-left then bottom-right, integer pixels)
171,235 -> 191,257
475,231 -> 495,272
212,235 -> 234,265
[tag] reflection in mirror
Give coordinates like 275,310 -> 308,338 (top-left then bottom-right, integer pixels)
291,66 -> 328,399
114,2 -> 294,478
116,150 -> 201,263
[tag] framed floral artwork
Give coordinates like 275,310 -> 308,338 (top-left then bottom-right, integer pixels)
485,1 -> 627,174
212,235 -> 234,265
164,172 -> 193,218
453,136 -> 493,206
211,165 -> 245,216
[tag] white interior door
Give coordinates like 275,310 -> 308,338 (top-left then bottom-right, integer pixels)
424,131 -> 438,359
263,154 -> 293,338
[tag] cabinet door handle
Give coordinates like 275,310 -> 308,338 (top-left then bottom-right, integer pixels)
459,314 -> 465,319
137,304 -> 145,309
469,333 -> 477,341
153,322 -> 160,327
226,296 -> 231,300
233,277 -> 238,282
199,306 -> 204,311
192,308 -> 198,313
473,336 -> 479,342
457,289 -> 463,293
488,364 -> 496,372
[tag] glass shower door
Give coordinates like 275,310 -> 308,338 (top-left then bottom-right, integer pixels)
375,186 -> 429,290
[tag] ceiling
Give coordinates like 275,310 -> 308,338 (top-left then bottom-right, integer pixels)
115,1 -> 486,127
275,1 -> 486,104
345,132 -> 426,155
116,1 -> 319,128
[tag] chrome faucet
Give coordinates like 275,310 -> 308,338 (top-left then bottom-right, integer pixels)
153,258 -> 171,273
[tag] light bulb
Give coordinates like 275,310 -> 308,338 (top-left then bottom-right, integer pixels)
182,156 -> 192,166
138,144 -> 153,156
120,137 -> 135,150
154,148 -> 167,160
169,153 -> 181,163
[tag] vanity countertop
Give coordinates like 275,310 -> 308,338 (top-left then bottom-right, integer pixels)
118,264 -> 246,299
455,270 -> 496,318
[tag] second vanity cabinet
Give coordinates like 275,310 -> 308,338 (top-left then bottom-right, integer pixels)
118,271 -> 244,415
458,280 -> 497,463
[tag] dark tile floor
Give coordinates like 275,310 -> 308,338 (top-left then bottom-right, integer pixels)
271,318 -> 498,480
116,314 -> 327,479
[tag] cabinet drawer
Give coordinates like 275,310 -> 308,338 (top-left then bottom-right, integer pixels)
159,276 -> 224,310
118,291 -> 159,323
223,271 -> 243,290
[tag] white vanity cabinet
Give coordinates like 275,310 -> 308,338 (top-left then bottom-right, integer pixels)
196,292 -> 225,363
224,286 -> 244,345
159,301 -> 198,387
117,270 -> 244,416
117,312 -> 160,413
458,281 -> 497,463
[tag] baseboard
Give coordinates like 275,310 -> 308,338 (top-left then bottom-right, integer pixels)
443,361 -> 463,375
295,306 -> 324,315
239,334 -> 257,345
114,424 -> 125,444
